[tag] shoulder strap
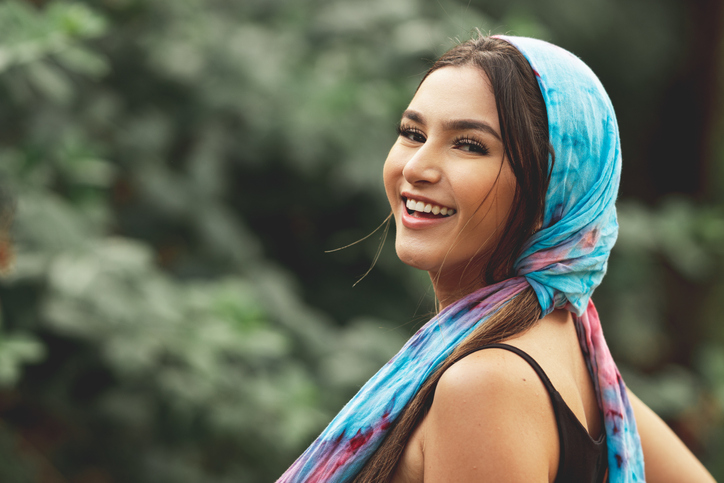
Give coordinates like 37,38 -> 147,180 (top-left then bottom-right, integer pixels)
450,343 -> 560,398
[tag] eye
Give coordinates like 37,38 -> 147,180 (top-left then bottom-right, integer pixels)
397,123 -> 426,144
453,135 -> 490,155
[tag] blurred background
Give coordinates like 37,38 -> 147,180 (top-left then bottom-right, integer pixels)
0,0 -> 723,481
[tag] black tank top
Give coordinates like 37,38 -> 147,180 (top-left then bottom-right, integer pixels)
451,343 -> 608,483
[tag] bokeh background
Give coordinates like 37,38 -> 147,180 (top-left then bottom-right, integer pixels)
0,0 -> 723,481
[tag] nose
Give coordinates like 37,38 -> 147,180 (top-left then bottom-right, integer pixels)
402,144 -> 442,185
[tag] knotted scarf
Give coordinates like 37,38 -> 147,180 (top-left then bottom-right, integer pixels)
278,35 -> 646,482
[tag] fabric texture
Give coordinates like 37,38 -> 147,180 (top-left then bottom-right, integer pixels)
278,35 -> 646,483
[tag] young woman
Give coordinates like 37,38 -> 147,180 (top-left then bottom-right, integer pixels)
278,35 -> 715,482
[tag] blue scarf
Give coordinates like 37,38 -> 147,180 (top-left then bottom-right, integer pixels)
278,35 -> 646,483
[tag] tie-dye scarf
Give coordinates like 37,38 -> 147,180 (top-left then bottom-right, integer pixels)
278,36 -> 646,482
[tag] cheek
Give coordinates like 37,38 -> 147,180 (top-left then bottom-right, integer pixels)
383,150 -> 403,206
453,166 -> 500,206
458,164 -> 517,226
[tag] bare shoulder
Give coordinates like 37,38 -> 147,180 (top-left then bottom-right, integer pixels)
421,348 -> 558,482
434,348 -> 550,410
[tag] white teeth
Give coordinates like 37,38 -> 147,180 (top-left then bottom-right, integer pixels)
404,197 -> 455,217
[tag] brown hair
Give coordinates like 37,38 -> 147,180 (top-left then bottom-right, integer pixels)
353,35 -> 553,482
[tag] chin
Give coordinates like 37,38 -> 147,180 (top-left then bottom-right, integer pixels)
394,244 -> 438,272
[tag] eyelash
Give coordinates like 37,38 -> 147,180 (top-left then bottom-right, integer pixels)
453,135 -> 490,155
397,123 -> 426,143
396,123 -> 491,156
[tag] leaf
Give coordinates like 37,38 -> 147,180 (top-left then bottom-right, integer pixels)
0,333 -> 46,387
0,1 -> 107,73
25,60 -> 73,103
54,45 -> 109,78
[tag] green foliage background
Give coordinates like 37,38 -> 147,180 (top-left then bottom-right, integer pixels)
0,0 -> 723,481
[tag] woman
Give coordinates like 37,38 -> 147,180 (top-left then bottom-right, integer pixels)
278,35 -> 715,482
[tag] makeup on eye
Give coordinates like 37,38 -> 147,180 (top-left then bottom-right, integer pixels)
453,135 -> 490,155
400,109 -> 502,140
396,123 -> 426,143
395,123 -> 491,156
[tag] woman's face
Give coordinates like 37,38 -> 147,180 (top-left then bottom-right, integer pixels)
383,65 -> 516,297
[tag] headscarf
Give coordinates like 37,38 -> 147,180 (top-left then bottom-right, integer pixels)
278,35 -> 646,483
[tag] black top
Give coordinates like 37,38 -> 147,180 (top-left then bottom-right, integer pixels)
451,343 -> 608,483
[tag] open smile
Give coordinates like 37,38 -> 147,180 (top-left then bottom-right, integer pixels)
403,196 -> 457,218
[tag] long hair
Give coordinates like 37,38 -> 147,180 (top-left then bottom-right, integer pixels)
353,35 -> 553,482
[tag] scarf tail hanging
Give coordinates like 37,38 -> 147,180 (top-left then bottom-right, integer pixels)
576,301 -> 645,480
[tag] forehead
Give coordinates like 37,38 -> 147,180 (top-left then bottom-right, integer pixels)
408,66 -> 499,128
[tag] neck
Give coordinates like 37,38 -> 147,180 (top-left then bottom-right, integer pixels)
430,268 -> 486,311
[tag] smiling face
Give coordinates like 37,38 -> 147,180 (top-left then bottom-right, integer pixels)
383,65 -> 517,305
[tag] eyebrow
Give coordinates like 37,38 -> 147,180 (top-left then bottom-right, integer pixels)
402,110 -> 502,141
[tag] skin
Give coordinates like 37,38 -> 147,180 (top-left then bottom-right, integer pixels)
385,65 -> 716,482
383,66 -> 516,309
